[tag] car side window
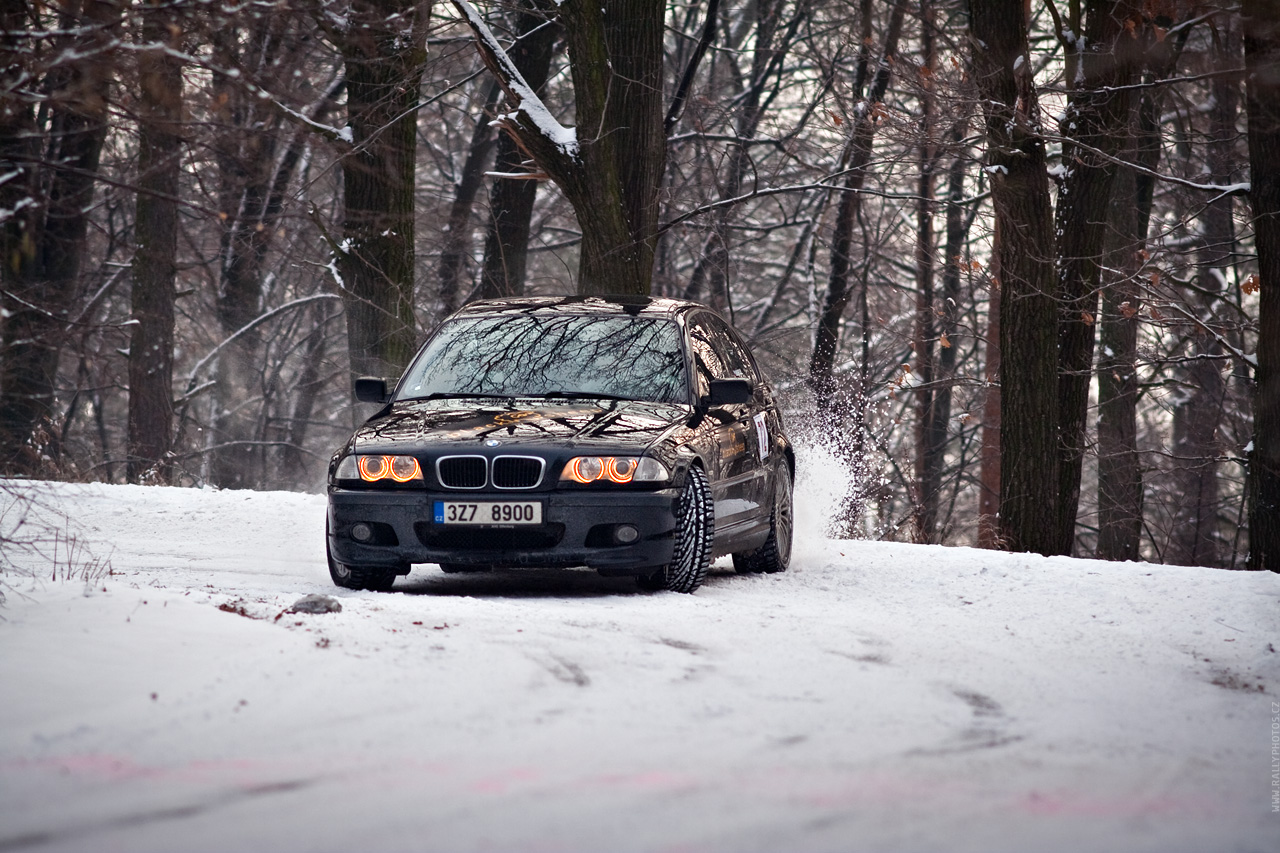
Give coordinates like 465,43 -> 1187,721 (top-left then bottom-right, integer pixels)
688,315 -> 730,398
704,314 -> 760,385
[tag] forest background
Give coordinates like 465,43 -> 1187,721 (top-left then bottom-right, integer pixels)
2,0 -> 1278,570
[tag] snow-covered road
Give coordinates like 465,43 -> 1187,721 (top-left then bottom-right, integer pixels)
1,476 -> 1277,852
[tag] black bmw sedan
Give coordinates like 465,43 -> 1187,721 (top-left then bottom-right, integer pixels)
326,295 -> 793,594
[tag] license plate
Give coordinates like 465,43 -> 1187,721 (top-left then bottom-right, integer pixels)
434,500 -> 542,526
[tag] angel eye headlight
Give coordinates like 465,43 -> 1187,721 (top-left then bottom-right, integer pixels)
358,455 -> 390,481
335,454 -> 423,483
388,455 -> 421,483
561,456 -> 669,485
566,456 -> 605,483
605,457 -> 636,483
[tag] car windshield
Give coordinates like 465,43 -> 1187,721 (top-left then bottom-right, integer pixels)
397,313 -> 690,405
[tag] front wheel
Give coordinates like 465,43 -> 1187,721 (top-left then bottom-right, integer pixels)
732,463 -> 793,575
644,465 -> 714,594
327,523 -> 399,592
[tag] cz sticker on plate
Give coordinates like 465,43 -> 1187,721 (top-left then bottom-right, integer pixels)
434,500 -> 542,526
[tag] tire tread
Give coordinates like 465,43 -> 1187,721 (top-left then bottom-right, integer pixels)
662,466 -> 715,593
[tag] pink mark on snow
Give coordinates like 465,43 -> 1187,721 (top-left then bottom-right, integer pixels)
588,770 -> 696,790
468,766 -> 543,794
463,767 -> 698,797
1019,790 -> 1220,818
2,753 -> 271,785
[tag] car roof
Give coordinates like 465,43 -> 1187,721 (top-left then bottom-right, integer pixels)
451,295 -> 708,321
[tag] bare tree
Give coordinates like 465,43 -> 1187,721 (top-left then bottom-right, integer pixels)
1244,0 -> 1280,570
437,79 -> 499,313
967,0 -> 1060,555
976,234 -> 1001,549
0,0 -> 119,474
478,2 -> 558,301
808,0 -> 906,409
205,9 -> 341,488
1095,115 -> 1155,560
1047,0 -> 1146,554
127,0 -> 183,482
1095,9 -> 1185,560
1168,19 -> 1241,565
329,0 -> 432,380
450,0 -> 666,295
680,0 -> 806,313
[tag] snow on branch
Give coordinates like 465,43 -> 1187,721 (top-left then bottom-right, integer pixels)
448,0 -> 578,160
1046,131 -> 1251,198
1161,302 -> 1258,369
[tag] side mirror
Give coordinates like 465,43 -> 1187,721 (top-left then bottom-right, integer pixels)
708,377 -> 754,407
354,377 -> 389,404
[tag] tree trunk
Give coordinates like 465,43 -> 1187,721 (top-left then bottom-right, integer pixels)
560,0 -> 665,294
681,0 -> 793,313
438,81 -> 500,314
0,0 -> 116,474
336,0 -> 429,380
1095,24 -> 1185,561
1170,36 -> 1239,566
1095,130 -> 1152,561
977,235 -> 1002,549
913,0 -> 941,543
808,0 -> 906,404
128,2 -> 182,482
1244,0 -> 1280,571
922,123 -> 971,544
452,0 -> 665,295
1051,0 -> 1143,555
279,301 -> 332,488
478,4 -> 557,300
968,0 -> 1060,555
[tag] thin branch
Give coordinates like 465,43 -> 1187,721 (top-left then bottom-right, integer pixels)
448,0 -> 578,164
1160,302 -> 1257,369
659,174 -> 986,235
1046,131 -> 1251,197
182,294 -> 342,393
665,0 -> 721,135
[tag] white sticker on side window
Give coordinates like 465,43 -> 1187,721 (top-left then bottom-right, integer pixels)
754,412 -> 769,459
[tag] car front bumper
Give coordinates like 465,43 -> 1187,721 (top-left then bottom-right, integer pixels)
327,487 -> 681,575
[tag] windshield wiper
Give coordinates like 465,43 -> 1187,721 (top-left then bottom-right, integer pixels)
543,390 -> 632,402
401,392 -> 517,402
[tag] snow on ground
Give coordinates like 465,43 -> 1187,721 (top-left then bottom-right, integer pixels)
0,456 -> 1277,853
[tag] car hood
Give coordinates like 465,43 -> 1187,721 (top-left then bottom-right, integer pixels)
349,398 -> 692,453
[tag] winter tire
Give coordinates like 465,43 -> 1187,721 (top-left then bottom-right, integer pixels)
657,465 -> 714,593
732,463 -> 793,574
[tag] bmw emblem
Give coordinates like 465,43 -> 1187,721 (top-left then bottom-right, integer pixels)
484,439 -> 502,447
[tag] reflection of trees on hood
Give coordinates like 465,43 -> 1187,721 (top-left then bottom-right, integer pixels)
354,398 -> 687,448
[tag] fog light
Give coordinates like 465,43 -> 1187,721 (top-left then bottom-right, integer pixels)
351,523 -> 373,542
614,524 -> 640,545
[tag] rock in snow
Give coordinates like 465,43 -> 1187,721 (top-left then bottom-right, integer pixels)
288,594 -> 342,614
